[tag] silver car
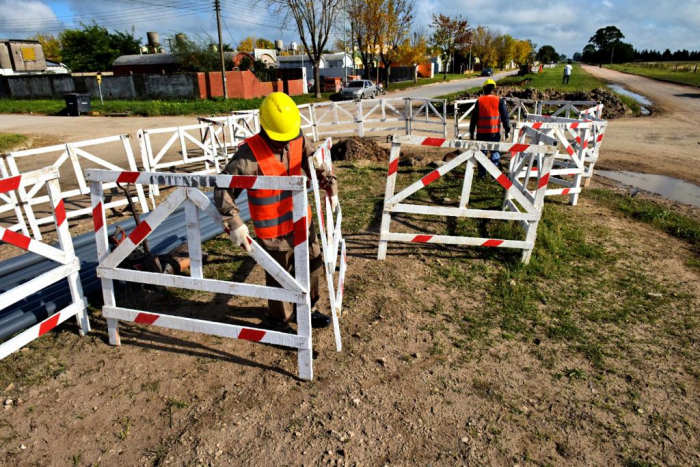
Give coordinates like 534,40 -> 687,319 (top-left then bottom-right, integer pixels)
340,80 -> 377,100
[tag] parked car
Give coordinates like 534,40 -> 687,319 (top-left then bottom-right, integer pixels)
340,80 -> 377,100
480,68 -> 494,77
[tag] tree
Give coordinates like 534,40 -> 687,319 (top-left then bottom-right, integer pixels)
376,0 -> 415,87
59,23 -> 141,72
173,34 -> 227,72
396,31 -> 428,83
429,14 -> 471,78
581,44 -> 597,63
588,26 -> 624,64
512,39 -> 533,66
572,52 -> 582,62
31,33 -> 61,62
537,45 -> 557,64
237,36 -> 275,52
268,0 -> 342,97
348,0 -> 383,78
495,34 -> 515,70
471,26 -> 498,69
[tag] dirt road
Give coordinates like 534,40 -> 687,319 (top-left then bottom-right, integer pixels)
582,65 -> 700,186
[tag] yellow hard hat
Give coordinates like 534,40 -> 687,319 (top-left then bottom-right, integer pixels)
259,92 -> 301,142
484,79 -> 497,88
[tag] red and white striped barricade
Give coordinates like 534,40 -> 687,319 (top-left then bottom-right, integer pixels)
525,114 -> 608,182
357,98 -> 411,137
536,100 -> 599,119
87,169 -> 318,380
307,138 -> 346,351
0,157 -> 28,236
378,135 -> 557,264
407,99 -> 448,137
5,135 -> 148,240
0,167 -> 90,360
511,121 -> 593,205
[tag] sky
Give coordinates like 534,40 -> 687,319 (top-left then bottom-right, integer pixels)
0,0 -> 698,58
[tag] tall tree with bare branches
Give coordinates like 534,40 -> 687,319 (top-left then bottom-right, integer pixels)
268,0 -> 342,97
430,14 -> 471,78
376,0 -> 414,88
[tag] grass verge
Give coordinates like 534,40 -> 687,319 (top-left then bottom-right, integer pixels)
607,63 -> 700,88
0,133 -> 27,152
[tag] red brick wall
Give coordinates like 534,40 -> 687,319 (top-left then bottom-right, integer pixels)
196,71 -> 302,99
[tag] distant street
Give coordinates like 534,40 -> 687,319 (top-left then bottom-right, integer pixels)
388,70 -> 518,99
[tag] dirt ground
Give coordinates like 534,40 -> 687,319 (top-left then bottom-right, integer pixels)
1,153 -> 699,467
1,70 -> 700,467
582,65 -> 700,186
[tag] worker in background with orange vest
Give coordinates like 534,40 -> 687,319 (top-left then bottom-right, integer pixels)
469,79 -> 511,179
215,92 -> 337,332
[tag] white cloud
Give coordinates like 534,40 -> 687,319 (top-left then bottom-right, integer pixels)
0,0 -> 697,56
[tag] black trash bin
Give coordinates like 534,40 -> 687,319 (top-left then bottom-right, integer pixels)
64,93 -> 91,116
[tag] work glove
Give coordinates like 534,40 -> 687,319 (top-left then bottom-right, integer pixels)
330,194 -> 339,212
229,224 -> 252,252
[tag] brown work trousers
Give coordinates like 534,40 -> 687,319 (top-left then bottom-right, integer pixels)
264,223 -> 323,322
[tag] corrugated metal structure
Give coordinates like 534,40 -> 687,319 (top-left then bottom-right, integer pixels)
0,192 -> 250,341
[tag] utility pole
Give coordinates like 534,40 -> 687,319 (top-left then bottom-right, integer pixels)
214,0 -> 228,98
343,0 -> 348,84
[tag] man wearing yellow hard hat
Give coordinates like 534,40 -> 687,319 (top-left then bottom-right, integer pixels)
215,92 -> 337,332
469,79 -> 511,178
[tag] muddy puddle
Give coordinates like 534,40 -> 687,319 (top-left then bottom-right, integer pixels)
597,170 -> 700,207
607,84 -> 652,115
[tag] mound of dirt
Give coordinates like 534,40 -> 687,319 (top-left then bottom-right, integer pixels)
331,136 -> 389,162
451,87 -> 630,119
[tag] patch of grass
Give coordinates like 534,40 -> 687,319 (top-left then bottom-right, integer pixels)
585,189 -> 700,248
607,63 -> 700,88
165,398 -> 189,428
0,133 -> 27,152
386,73 -> 477,92
614,93 -> 642,115
71,453 -> 82,466
556,367 -> 587,380
498,64 -> 606,92
116,416 -> 132,441
0,93 -> 333,117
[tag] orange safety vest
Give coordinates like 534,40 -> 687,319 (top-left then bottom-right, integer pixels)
477,95 -> 501,134
244,134 -> 311,239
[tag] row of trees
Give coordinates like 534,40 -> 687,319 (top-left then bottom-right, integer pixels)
575,25 -> 700,65
33,24 -> 141,72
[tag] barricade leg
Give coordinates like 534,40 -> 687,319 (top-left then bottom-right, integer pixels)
293,188 -> 313,380
90,181 -> 120,346
521,154 -> 555,264
378,143 -> 401,260
459,158 -> 475,208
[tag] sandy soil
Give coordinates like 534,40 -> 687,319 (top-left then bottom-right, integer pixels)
582,65 -> 700,186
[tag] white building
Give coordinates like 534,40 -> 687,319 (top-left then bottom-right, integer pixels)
278,53 -> 353,79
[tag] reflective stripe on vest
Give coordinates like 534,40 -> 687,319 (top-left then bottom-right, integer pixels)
477,95 -> 501,134
244,134 -> 311,239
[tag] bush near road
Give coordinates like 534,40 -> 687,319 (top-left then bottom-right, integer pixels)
606,62 -> 700,88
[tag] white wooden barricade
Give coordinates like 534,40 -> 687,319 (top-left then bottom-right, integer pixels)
138,123 -> 225,206
408,99 -> 448,137
511,121 -> 592,205
526,114 -> 608,181
197,115 -> 254,154
357,98 -> 410,137
536,100 -> 599,119
378,135 -> 557,263
311,101 -> 359,140
87,169 -> 317,380
307,138 -> 346,351
0,167 -> 90,360
5,135 -> 148,240
0,157 -> 28,235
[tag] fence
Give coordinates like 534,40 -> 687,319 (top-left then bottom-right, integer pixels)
378,135 -> 557,263
4,134 -> 148,240
407,99 -> 448,137
511,122 -> 592,205
525,113 -> 608,181
307,138 -> 346,351
1,167 -> 90,360
87,169 -> 319,380
536,100 -> 600,119
357,97 -> 410,137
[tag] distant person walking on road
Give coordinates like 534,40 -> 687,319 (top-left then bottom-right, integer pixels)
470,79 -> 511,179
563,60 -> 573,84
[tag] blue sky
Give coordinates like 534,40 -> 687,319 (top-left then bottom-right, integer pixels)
1,0 -> 698,57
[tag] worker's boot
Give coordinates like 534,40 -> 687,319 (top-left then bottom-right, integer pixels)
291,309 -> 331,329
